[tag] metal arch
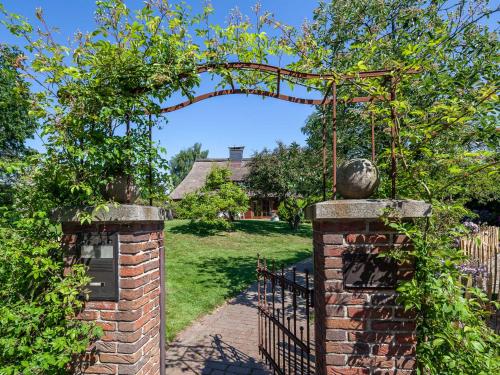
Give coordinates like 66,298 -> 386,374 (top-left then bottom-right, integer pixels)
193,62 -> 417,81
160,88 -> 385,113
161,89 -> 320,113
160,62 -> 415,113
153,62 -> 420,200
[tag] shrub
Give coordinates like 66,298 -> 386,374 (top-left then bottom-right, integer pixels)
0,204 -> 102,374
277,198 -> 309,231
177,166 -> 249,230
387,204 -> 500,374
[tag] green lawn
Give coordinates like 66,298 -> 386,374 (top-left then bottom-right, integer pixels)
164,219 -> 313,342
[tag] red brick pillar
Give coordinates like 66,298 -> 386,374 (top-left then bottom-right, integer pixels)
61,205 -> 166,375
307,200 -> 431,375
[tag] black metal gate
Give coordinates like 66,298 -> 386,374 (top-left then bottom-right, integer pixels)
257,257 -> 315,374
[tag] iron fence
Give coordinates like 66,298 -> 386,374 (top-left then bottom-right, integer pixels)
257,257 -> 315,374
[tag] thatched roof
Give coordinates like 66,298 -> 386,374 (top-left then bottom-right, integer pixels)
170,158 -> 251,200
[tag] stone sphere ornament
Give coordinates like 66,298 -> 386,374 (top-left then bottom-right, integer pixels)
336,158 -> 380,199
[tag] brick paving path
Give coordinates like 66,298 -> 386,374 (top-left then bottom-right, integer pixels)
165,258 -> 313,375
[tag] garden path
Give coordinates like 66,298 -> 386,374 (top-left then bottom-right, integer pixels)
165,258 -> 313,375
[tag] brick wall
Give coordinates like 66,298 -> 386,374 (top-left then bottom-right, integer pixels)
313,219 -> 416,375
62,221 -> 164,375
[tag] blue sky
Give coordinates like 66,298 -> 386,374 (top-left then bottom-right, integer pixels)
1,0 -> 320,159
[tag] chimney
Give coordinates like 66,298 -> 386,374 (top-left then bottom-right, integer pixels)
229,146 -> 244,161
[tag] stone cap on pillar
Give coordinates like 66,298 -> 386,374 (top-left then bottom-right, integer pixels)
305,199 -> 432,220
55,204 -> 166,223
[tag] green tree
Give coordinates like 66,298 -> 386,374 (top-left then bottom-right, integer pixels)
170,143 -> 209,188
204,164 -> 232,190
177,166 -> 249,230
246,142 -> 321,229
294,0 -> 499,203
0,44 -> 35,159
246,142 -> 321,199
1,0 -> 292,208
0,44 -> 36,205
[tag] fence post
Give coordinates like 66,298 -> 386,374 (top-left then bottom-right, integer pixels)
60,205 -> 165,375
306,199 -> 431,375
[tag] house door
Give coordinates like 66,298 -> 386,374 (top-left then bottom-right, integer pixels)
252,200 -> 262,217
262,199 -> 270,217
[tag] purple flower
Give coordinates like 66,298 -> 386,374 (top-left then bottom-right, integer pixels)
457,261 -> 488,277
463,221 -> 480,235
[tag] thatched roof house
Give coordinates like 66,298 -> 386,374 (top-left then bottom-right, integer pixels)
170,146 -> 278,219
170,146 -> 249,200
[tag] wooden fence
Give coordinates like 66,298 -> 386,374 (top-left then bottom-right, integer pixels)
460,226 -> 499,333
460,226 -> 499,300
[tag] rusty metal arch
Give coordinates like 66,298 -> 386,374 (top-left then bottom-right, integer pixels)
161,89 -> 322,113
193,62 -> 407,80
162,63 -> 416,114
154,62 -> 418,201
160,88 -> 387,113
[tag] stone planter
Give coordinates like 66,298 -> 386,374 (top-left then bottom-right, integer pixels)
102,175 -> 140,204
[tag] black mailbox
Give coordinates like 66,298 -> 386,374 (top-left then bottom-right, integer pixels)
77,232 -> 119,301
